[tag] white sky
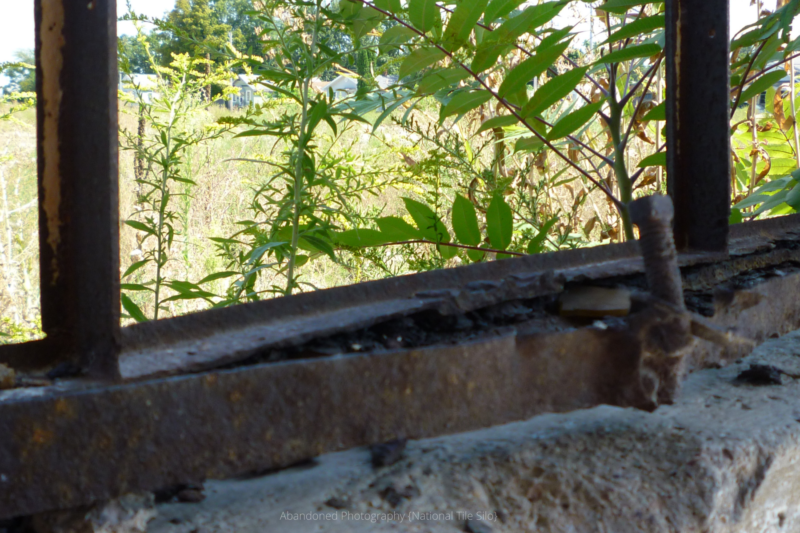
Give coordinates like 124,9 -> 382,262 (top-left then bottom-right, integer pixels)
0,0 -> 785,68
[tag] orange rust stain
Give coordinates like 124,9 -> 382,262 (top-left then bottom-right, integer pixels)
229,390 -> 243,403
205,374 -> 217,386
54,398 -> 75,419
31,427 -> 54,446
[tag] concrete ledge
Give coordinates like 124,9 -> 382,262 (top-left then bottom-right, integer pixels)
147,331 -> 800,533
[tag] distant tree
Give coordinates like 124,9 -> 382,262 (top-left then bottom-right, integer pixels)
156,0 -> 232,65
215,0 -> 263,56
3,50 -> 35,94
118,35 -> 155,74
156,0 -> 262,66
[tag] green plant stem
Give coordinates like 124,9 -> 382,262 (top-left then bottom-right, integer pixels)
286,0 -> 323,296
608,91 -> 635,241
792,57 -> 800,169
748,96 -> 759,205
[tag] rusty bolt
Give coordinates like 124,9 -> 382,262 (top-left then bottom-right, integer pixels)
628,195 -> 685,309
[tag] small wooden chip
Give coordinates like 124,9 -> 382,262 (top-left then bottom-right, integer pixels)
0,364 -> 15,390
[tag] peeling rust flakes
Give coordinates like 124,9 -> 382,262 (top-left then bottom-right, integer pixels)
41,0 -> 65,283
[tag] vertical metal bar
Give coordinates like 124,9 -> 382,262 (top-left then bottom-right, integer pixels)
665,0 -> 731,252
35,0 -> 120,378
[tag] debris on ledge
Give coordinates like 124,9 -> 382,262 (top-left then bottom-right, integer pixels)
146,330 -> 800,533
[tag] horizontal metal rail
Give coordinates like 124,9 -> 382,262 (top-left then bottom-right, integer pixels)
2,215 -> 800,518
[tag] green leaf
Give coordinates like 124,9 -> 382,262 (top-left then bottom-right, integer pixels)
467,248 -> 486,262
248,241 -> 288,264
498,40 -> 572,98
738,70 -> 788,105
527,216 -> 558,254
641,101 -> 665,121
729,208 -> 743,225
594,43 -> 661,65
379,25 -> 417,51
417,68 -> 471,94
123,260 -> 148,278
603,14 -> 665,44
120,283 -> 153,292
477,114 -> 519,133
334,229 -> 389,248
306,99 -> 329,135
302,234 -> 337,260
785,180 -> 800,211
471,41 -> 513,73
441,90 -> 493,118
485,0 -> 526,23
451,195 -> 481,245
402,197 -> 452,248
547,102 -> 603,140
372,94 -> 414,132
514,136 -> 544,154
124,220 -> 155,235
377,217 -> 423,241
599,0 -> 660,15
495,2 -> 567,42
769,158 -> 797,176
444,0 -> 490,51
486,193 -> 513,251
352,7 -> 385,40
523,67 -> 588,118
399,47 -> 445,78
197,271 -> 238,285
121,294 -> 148,323
408,0 -> 440,32
638,151 -> 666,168
374,0 -> 402,13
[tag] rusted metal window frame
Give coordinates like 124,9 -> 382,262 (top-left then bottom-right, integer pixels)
3,0 -> 800,521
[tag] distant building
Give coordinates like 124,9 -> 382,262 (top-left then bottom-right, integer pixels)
375,75 -> 399,90
119,73 -> 158,103
322,75 -> 358,99
309,77 -> 327,94
231,74 -> 273,108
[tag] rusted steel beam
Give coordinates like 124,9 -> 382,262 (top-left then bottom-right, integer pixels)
32,0 -> 121,377
3,260 -> 800,519
665,0 -> 731,251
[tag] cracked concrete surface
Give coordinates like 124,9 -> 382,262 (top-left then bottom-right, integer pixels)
146,330 -> 800,533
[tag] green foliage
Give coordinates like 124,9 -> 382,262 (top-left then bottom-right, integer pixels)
157,0 -> 244,63
1,50 -> 35,94
731,0 -> 800,219
0,317 -> 42,345
98,0 -> 800,322
119,38 -> 236,320
119,35 -> 155,74
195,0 -> 403,299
